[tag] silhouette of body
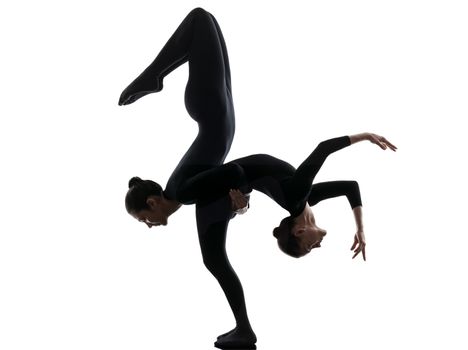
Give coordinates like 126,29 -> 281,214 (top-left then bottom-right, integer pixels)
119,8 -> 256,349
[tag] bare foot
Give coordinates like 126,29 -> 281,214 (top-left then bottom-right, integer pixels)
214,327 -> 257,349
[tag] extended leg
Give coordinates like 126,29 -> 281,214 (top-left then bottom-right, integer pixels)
119,7 -> 228,105
196,201 -> 257,349
160,8 -> 236,202
208,13 -> 232,92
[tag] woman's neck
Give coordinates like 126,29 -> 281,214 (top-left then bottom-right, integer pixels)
162,196 -> 182,217
293,203 -> 316,227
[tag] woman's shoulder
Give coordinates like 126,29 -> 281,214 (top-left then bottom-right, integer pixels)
232,153 -> 292,167
230,154 -> 296,179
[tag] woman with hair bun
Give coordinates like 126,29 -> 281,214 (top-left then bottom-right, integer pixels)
119,8 -> 256,349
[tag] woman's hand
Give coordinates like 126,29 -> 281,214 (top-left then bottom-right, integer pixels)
366,133 -> 398,151
229,189 -> 250,214
349,132 -> 397,151
351,230 -> 366,261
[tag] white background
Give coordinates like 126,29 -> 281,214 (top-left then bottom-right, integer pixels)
1,0 -> 467,349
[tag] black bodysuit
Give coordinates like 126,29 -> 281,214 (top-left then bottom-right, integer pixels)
121,8 -> 254,343
154,12 -> 235,201
177,136 -> 363,215
122,8 -> 361,348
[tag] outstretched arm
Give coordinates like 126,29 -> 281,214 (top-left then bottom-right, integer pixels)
287,136 -> 352,204
288,133 -> 396,206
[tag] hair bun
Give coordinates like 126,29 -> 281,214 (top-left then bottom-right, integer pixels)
272,227 -> 280,239
128,176 -> 143,188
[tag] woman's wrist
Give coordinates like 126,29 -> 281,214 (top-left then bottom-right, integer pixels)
349,133 -> 369,144
352,205 -> 364,231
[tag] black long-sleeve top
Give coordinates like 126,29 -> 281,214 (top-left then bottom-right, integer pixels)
176,136 -> 362,216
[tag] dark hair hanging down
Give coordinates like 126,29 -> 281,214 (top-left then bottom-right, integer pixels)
273,216 -> 302,258
125,176 -> 163,213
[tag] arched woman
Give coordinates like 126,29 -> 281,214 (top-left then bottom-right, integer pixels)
120,8 -> 256,349
144,132 -> 397,261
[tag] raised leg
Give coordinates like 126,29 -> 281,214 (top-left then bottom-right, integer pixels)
161,8 -> 236,203
119,7 -> 229,105
208,13 -> 232,93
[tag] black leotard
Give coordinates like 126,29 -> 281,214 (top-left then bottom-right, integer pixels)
122,8 -> 255,344
177,136 -> 363,214
123,9 -> 360,347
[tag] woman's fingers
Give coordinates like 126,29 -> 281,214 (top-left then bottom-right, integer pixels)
350,235 -> 358,250
352,243 -> 366,261
229,189 -> 240,209
384,139 -> 398,152
352,246 -> 361,259
373,134 -> 397,152
379,135 -> 397,151
351,231 -> 366,260
230,189 -> 241,200
230,189 -> 248,210
370,135 -> 386,150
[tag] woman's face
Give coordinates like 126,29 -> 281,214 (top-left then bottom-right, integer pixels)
130,197 -> 169,228
292,224 -> 327,257
131,209 -> 167,228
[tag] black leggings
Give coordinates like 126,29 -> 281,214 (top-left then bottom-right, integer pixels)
196,197 -> 253,333
126,8 -> 253,333
145,7 -> 236,200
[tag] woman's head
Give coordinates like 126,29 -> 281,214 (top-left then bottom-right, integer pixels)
125,176 -> 168,227
273,215 -> 326,258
